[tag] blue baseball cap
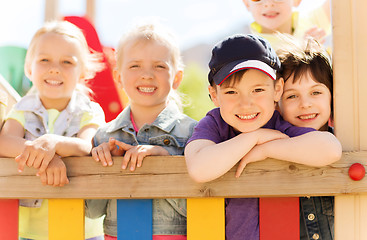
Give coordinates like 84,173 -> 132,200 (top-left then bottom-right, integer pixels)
208,34 -> 281,85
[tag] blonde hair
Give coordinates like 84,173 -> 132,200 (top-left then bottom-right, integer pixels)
24,21 -> 104,81
116,21 -> 185,109
116,22 -> 184,73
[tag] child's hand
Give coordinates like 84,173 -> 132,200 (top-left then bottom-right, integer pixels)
254,129 -> 289,145
91,137 -> 125,166
235,145 -> 265,178
38,155 -> 69,187
304,26 -> 326,44
113,141 -> 169,171
16,134 -> 57,173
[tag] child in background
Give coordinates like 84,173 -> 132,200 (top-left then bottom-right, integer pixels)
184,34 -> 341,240
242,0 -> 331,51
85,22 -> 197,240
277,37 -> 334,240
0,21 -> 105,240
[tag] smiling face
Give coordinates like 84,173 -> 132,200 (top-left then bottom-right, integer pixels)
278,71 -> 332,130
115,40 -> 181,112
209,69 -> 283,133
243,0 -> 296,33
25,32 -> 84,109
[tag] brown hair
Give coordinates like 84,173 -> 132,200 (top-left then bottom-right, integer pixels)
276,35 -> 333,110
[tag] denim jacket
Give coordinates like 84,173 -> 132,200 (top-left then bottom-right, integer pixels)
13,91 -> 104,207
300,127 -> 335,240
300,196 -> 334,240
85,102 -> 197,236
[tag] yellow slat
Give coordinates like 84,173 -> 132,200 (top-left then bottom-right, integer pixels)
48,199 -> 84,240
187,198 -> 225,240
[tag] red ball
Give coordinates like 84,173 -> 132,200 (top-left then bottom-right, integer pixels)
348,163 -> 366,181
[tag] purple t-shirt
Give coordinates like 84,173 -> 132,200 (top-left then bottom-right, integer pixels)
187,108 -> 315,240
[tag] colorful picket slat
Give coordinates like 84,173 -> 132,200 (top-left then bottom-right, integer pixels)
0,199 -> 18,240
48,199 -> 84,240
259,197 -> 299,240
187,198 -> 225,240
117,199 -> 152,239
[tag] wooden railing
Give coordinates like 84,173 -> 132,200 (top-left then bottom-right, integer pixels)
0,153 -> 366,199
0,153 -> 365,239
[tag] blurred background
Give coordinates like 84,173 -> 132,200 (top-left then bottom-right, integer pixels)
0,0 -> 327,120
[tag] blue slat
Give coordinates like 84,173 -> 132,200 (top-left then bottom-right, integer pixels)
117,199 -> 152,240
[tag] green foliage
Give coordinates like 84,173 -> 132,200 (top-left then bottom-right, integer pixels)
178,63 -> 215,121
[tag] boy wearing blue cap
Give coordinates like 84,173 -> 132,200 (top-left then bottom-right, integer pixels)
184,34 -> 341,239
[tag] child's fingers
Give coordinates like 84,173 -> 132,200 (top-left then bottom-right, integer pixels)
108,137 -> 117,149
38,157 -> 52,173
60,168 -> 69,187
53,170 -> 60,187
32,152 -> 48,169
122,150 -> 131,170
137,153 -> 146,168
102,144 -> 114,166
97,144 -> 113,166
91,148 -> 100,162
235,162 -> 246,178
114,141 -> 133,151
96,147 -> 107,166
128,152 -> 138,171
25,151 -> 38,167
47,171 -> 54,186
15,151 -> 30,173
39,172 -> 47,186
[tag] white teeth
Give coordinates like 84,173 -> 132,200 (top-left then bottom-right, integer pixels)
299,114 -> 317,120
237,113 -> 258,120
138,87 -> 155,93
45,80 -> 62,85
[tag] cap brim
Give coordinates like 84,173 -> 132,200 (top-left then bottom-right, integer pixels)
213,60 -> 277,85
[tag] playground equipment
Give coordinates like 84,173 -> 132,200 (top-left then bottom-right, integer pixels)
0,46 -> 31,96
64,15 -> 124,122
0,0 -> 366,239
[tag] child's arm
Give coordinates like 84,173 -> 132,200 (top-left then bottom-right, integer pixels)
16,124 -> 98,173
55,124 -> 99,156
0,119 -> 27,158
236,131 -> 342,177
185,129 -> 289,183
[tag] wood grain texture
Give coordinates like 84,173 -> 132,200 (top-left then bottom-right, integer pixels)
0,152 -> 365,199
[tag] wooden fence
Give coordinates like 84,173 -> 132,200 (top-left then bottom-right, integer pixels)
0,153 -> 365,239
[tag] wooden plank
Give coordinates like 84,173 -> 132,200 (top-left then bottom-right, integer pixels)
48,199 -> 84,240
259,198 -> 298,240
354,0 -> 367,150
0,199 -> 18,239
335,194 -> 367,240
117,199 -> 152,240
187,198 -> 224,240
333,0 -> 367,238
332,0 -> 356,151
44,0 -> 59,22
86,0 -> 96,24
0,153 -> 365,199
